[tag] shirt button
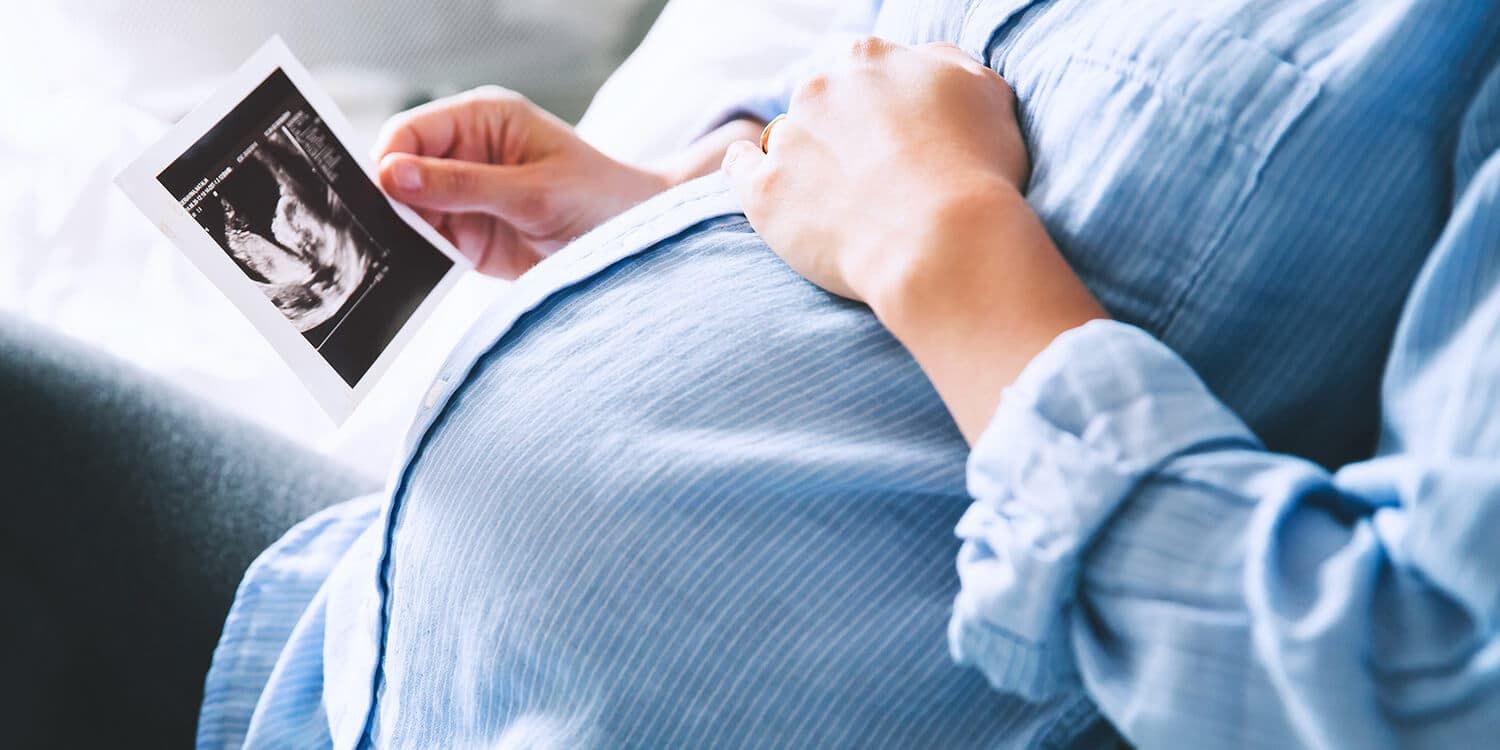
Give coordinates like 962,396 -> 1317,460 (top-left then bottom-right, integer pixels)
421,373 -> 453,411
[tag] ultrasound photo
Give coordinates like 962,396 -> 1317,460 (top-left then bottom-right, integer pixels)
205,121 -> 379,334
156,68 -> 454,387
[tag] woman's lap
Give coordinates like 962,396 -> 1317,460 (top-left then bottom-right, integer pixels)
0,314 -> 375,747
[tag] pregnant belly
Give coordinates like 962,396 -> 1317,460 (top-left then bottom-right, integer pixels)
376,217 -> 1090,748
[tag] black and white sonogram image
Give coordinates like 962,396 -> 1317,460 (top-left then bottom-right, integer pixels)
208,123 -> 377,333
158,69 -> 453,386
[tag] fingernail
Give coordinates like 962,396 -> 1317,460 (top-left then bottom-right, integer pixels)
392,159 -> 423,191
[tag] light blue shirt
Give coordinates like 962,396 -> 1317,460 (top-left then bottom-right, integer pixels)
197,2 -> 1500,747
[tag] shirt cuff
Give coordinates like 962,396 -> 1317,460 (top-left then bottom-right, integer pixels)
948,319 -> 1257,699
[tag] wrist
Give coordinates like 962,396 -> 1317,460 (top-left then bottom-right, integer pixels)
868,180 -> 1108,442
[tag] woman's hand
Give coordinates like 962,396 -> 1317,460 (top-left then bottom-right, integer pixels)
374,87 -> 759,279
373,87 -> 663,278
721,39 -> 1107,442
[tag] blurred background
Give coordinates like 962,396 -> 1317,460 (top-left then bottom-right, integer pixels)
0,0 -> 842,478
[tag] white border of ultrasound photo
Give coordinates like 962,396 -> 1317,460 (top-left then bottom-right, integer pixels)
115,36 -> 471,423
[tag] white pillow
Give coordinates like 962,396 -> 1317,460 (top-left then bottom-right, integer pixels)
577,0 -> 851,165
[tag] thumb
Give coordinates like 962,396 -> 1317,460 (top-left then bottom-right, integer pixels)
720,140 -> 767,213
378,153 -> 536,218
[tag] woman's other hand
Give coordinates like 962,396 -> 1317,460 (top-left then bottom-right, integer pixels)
374,87 -> 673,279
722,39 -> 1106,442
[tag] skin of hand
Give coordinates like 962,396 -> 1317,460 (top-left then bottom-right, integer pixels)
721,38 -> 1108,444
374,85 -> 761,279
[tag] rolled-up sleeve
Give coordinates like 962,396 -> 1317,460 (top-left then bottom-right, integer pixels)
951,65 -> 1500,748
949,320 -> 1264,702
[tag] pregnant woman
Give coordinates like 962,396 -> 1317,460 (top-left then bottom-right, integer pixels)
5,1 -> 1498,748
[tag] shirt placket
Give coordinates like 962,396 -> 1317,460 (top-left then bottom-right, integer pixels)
345,174 -> 746,749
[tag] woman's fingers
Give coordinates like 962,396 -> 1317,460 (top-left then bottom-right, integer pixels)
721,139 -> 770,219
432,208 -> 541,280
371,85 -> 526,164
445,212 -> 497,268
375,150 -> 541,276
377,153 -> 540,219
372,99 -> 458,163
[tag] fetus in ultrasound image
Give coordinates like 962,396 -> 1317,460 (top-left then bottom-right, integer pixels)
156,68 -> 454,388
201,127 -> 379,334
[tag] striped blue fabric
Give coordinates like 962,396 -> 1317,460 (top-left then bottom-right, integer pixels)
196,1 -> 1500,748
952,76 -> 1500,746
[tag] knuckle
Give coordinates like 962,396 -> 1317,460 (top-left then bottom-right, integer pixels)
847,35 -> 888,60
750,163 -> 782,198
790,73 -> 830,107
438,165 -> 475,196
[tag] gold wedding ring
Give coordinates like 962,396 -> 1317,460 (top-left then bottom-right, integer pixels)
760,113 -> 788,153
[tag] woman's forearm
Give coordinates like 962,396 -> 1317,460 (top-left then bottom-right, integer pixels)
869,183 -> 1108,444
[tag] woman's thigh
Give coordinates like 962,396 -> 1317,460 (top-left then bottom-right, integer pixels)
0,314 -> 376,747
